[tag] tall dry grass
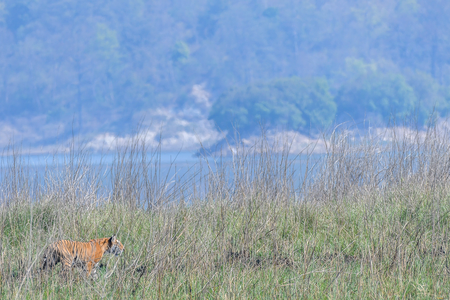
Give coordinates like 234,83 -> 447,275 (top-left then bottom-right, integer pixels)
2,123 -> 450,298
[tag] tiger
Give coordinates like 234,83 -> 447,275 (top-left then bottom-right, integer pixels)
40,235 -> 124,278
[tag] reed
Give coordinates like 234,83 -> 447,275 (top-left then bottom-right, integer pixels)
2,123 -> 450,299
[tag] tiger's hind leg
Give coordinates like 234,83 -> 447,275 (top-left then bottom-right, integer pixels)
40,247 -> 60,275
58,256 -> 75,280
39,247 -> 61,283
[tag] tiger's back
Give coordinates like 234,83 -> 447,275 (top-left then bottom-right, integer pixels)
41,235 -> 124,277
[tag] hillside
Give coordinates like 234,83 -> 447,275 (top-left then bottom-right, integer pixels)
0,0 -> 449,149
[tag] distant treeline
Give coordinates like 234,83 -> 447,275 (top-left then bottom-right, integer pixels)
0,0 -> 449,139
210,69 -> 450,135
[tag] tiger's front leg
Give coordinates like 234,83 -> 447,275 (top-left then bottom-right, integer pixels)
85,261 -> 98,279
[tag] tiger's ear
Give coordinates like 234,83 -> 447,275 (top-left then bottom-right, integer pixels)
110,235 -> 117,243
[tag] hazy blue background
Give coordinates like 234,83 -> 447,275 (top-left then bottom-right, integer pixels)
0,0 -> 448,152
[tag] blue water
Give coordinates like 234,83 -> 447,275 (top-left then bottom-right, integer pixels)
16,151 -> 198,167
0,150 -> 320,207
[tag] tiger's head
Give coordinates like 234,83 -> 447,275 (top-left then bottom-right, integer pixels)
106,235 -> 124,256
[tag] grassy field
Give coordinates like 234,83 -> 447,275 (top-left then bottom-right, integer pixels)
2,126 -> 450,299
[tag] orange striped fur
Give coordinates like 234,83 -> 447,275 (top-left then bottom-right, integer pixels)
41,235 -> 124,277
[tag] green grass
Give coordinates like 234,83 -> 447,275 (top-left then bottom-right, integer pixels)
2,191 -> 450,299
2,127 -> 450,298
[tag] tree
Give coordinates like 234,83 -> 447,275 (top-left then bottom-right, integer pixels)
407,71 -> 450,123
209,77 -> 336,135
336,71 -> 417,125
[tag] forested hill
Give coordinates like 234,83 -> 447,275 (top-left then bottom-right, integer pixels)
0,0 -> 449,147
